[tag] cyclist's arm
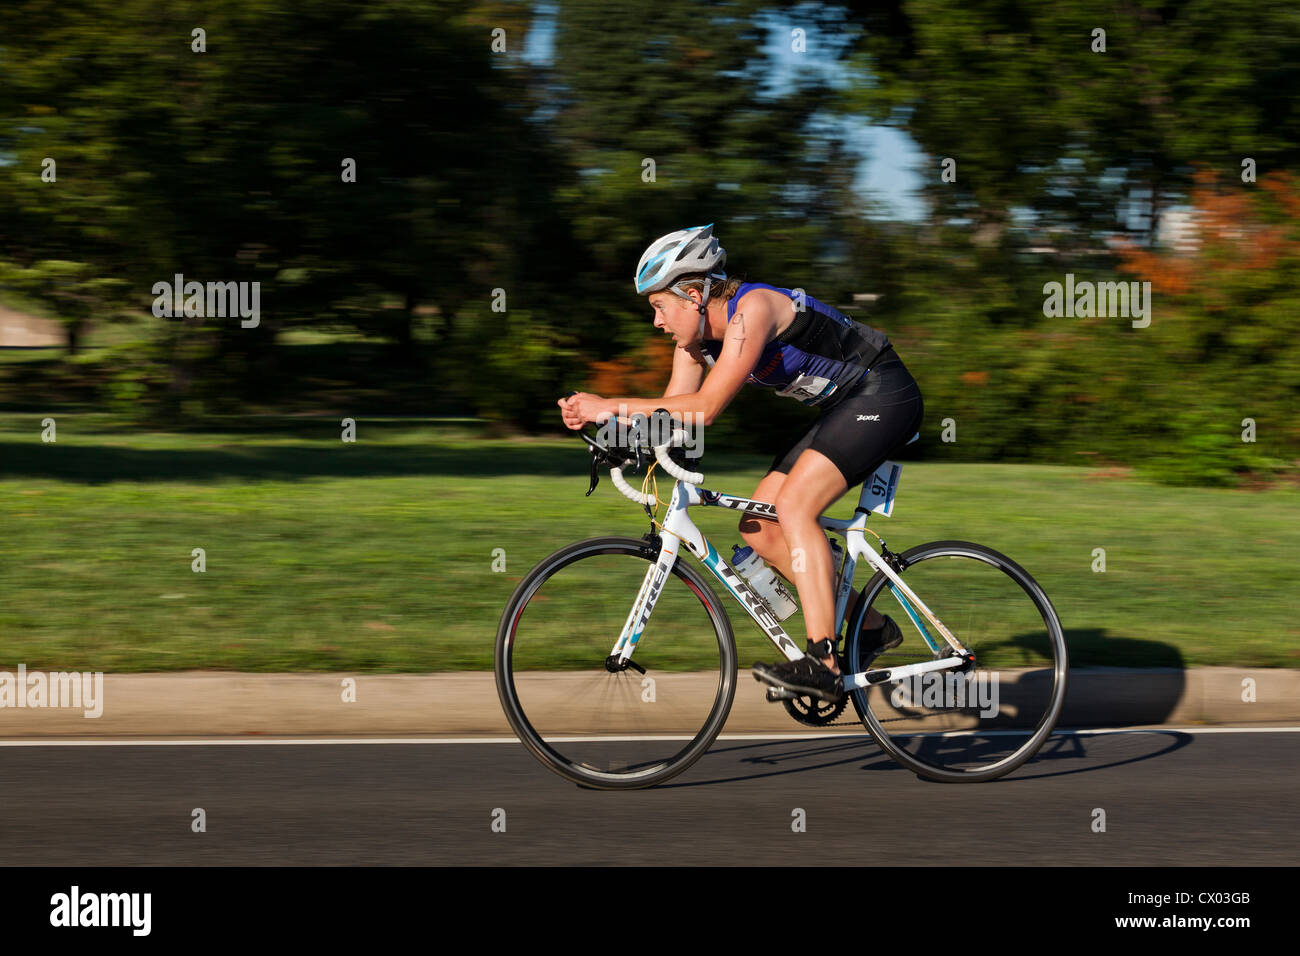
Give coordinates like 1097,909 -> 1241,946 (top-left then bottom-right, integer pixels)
693,300 -> 774,425
599,296 -> 776,426
663,343 -> 709,398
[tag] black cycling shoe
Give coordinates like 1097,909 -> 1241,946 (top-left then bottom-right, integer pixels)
752,638 -> 845,703
857,614 -> 903,665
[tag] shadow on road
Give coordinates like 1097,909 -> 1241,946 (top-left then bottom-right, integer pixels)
655,729 -> 1194,789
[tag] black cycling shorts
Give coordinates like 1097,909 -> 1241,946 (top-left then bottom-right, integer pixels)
768,350 -> 924,489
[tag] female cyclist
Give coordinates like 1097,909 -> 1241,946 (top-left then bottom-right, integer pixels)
559,224 -> 924,704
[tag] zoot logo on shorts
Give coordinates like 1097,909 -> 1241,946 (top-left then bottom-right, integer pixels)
856,414 -> 880,421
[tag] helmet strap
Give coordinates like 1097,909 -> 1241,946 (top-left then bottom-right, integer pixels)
697,275 -> 712,341
668,271 -> 726,342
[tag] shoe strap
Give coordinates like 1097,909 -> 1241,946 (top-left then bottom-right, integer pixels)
806,637 -> 839,659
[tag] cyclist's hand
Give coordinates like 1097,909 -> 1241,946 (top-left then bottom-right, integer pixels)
566,392 -> 612,425
557,396 -> 584,430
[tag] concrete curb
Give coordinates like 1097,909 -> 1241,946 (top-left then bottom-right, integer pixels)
0,667 -> 1295,737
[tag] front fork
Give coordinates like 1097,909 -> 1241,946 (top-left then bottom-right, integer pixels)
605,531 -> 673,672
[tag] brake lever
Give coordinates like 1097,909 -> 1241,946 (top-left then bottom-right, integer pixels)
586,446 -> 600,496
568,393 -> 641,497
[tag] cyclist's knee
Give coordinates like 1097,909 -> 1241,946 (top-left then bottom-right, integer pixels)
774,492 -> 817,530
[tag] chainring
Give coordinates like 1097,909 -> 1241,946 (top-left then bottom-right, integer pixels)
780,600 -> 868,728
782,693 -> 848,726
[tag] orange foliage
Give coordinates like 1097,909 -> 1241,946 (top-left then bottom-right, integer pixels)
587,334 -> 677,397
1115,169 -> 1300,295
961,370 -> 989,385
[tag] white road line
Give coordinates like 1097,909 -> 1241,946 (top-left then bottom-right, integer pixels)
0,726 -> 1295,746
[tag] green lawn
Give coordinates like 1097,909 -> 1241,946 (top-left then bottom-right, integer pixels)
1,415 -> 1296,672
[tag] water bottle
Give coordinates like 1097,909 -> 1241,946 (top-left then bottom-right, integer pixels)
730,545 -> 799,621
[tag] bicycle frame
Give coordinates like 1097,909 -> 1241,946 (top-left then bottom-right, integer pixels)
608,467 -> 972,691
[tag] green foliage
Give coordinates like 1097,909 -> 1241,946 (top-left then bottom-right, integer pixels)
1135,404 -> 1284,487
475,311 -> 580,429
0,0 -> 1297,487
841,0 -> 1300,242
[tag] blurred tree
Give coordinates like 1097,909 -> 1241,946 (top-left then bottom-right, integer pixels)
839,0 -> 1300,246
522,0 -> 901,443
0,0 -> 572,413
544,0 -> 864,349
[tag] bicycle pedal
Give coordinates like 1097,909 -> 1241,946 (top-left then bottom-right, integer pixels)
765,687 -> 800,702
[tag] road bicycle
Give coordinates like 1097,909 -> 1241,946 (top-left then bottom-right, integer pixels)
495,413 -> 1068,789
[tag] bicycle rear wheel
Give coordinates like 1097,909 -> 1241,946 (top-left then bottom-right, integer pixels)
844,540 -> 1067,783
495,536 -> 737,790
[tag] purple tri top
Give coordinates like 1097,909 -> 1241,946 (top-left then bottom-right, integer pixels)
700,282 -> 892,407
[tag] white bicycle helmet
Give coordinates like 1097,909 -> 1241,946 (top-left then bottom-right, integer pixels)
634,224 -> 728,342
634,224 -> 727,296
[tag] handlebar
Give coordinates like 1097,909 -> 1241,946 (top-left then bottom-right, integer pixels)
562,393 -> 703,504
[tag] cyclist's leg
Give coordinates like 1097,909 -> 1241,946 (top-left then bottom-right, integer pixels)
773,449 -> 849,668
744,448 -> 852,702
738,410 -> 822,577
744,359 -> 923,656
737,469 -> 789,571
740,454 -> 847,662
803,361 -> 924,634
738,416 -> 849,669
736,412 -> 809,575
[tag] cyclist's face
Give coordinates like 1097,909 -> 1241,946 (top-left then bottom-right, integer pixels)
649,291 -> 699,343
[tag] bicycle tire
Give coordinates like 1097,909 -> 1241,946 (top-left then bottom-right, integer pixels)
844,540 -> 1067,783
495,536 -> 737,790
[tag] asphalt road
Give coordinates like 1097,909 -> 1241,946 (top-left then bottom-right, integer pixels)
2,729 -> 1295,865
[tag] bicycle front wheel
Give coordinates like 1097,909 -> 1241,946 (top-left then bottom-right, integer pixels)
844,540 -> 1067,783
495,536 -> 737,790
